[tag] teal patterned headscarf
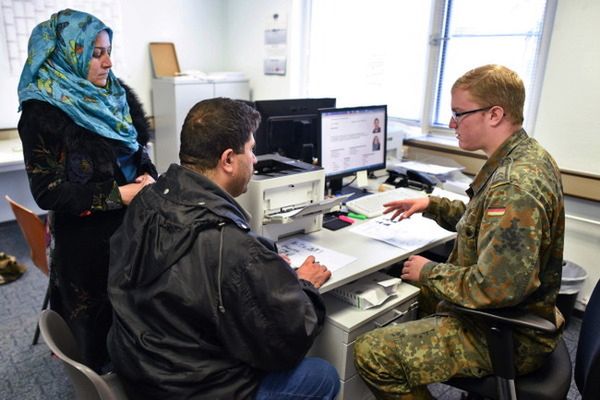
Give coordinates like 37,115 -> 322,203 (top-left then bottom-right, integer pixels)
17,9 -> 139,180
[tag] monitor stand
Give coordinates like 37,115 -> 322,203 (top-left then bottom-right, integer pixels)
339,186 -> 371,201
326,177 -> 371,200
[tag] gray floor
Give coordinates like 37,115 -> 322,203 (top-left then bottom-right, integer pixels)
0,219 -> 583,399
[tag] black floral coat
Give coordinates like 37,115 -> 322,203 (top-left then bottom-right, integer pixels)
17,82 -> 157,371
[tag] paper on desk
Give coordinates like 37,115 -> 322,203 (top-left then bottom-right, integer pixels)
270,193 -> 353,222
277,238 -> 356,272
349,214 -> 452,251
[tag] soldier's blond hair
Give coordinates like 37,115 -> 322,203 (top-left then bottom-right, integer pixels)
452,64 -> 525,125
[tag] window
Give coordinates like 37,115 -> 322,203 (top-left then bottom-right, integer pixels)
300,0 -> 432,121
299,0 -> 556,135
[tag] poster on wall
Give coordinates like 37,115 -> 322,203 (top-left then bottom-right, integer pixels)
263,13 -> 287,76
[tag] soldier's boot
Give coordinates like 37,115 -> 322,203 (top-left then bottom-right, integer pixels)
393,386 -> 436,400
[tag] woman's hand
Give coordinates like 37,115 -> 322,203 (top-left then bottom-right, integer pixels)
296,255 -> 332,289
119,173 -> 155,205
383,196 -> 430,221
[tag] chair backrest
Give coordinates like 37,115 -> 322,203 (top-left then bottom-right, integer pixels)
38,309 -> 120,400
4,195 -> 49,276
575,279 -> 600,400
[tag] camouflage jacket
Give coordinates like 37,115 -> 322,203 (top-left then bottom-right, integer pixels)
420,129 -> 565,344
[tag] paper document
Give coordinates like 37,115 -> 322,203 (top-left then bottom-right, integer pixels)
349,214 -> 453,251
269,194 -> 352,223
277,238 -> 356,272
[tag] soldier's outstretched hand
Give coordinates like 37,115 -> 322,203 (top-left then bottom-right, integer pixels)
383,196 -> 430,221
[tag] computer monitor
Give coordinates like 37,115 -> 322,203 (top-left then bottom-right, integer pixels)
254,98 -> 336,163
319,105 -> 387,194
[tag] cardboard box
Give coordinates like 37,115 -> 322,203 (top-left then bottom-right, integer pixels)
149,42 -> 180,78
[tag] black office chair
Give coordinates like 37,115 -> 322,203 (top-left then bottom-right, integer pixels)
441,279 -> 600,400
574,279 -> 600,399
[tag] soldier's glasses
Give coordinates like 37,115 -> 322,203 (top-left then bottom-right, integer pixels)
451,107 -> 492,123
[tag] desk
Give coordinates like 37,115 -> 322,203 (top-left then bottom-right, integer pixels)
292,188 -> 461,399
0,136 -> 44,222
302,218 -> 455,294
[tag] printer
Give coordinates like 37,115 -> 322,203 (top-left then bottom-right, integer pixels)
237,154 -> 332,241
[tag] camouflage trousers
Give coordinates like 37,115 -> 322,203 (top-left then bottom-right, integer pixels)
353,292 -> 551,400
354,313 -> 491,399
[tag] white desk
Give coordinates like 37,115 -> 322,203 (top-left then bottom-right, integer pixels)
291,190 -> 460,400
292,185 -> 465,294
0,136 -> 44,222
306,220 -> 455,294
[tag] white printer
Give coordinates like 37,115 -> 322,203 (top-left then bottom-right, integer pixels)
237,154 -> 342,241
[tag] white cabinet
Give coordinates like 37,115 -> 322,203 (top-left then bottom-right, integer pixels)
151,77 -> 250,173
0,137 -> 44,222
309,283 -> 420,400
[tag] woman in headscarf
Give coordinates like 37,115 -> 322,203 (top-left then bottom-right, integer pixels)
17,9 -> 157,372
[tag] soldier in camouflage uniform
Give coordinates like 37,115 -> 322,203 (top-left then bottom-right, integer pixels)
354,64 -> 565,400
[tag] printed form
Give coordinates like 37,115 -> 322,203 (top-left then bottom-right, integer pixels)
277,239 -> 357,272
349,214 -> 453,251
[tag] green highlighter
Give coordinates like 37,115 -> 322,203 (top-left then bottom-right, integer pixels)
347,212 -> 367,220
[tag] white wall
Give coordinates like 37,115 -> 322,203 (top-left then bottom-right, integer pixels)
223,0 -> 600,310
534,0 -> 600,176
2,0 -> 599,308
119,0 -> 225,114
0,0 -> 225,128
224,0 -> 296,100
0,0 -> 225,222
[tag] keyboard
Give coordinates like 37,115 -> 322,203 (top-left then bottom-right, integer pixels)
345,187 -> 425,218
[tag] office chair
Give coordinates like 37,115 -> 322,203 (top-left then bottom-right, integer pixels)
5,195 -> 50,345
443,278 -> 600,400
574,279 -> 600,399
440,302 -> 572,400
39,309 -> 128,400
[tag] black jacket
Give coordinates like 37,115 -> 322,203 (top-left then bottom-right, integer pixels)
107,165 -> 327,400
17,81 -> 157,370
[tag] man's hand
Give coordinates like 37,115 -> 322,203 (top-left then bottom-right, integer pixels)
119,173 -> 156,205
383,196 -> 430,221
400,255 -> 430,282
296,255 -> 331,289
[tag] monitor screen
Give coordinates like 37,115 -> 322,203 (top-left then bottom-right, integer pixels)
254,98 -> 336,163
319,105 -> 387,194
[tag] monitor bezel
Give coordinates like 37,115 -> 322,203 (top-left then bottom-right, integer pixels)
253,98 -> 337,161
318,104 -> 388,192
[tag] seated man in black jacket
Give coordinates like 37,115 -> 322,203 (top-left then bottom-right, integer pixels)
107,98 -> 339,400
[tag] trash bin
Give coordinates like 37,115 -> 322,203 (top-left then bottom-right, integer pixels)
557,261 -> 587,325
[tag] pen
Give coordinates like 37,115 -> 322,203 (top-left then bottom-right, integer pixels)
347,212 -> 367,220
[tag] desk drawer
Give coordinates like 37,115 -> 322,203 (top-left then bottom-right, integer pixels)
309,295 -> 418,380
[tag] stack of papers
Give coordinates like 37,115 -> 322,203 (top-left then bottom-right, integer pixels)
330,271 -> 402,310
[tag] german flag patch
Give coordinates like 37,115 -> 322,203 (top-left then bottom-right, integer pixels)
487,207 -> 506,217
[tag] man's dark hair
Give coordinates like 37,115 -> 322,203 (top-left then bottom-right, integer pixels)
179,98 -> 261,171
